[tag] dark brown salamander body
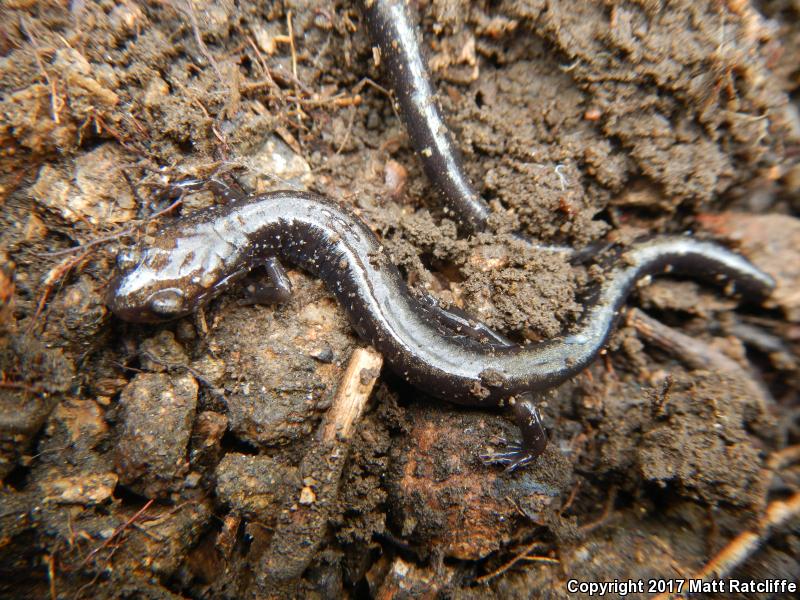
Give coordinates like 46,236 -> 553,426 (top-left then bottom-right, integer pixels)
364,0 -> 575,256
107,190 -> 773,468
364,0 -> 489,232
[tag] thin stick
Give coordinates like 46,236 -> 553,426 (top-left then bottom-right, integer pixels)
287,11 -> 298,82
27,249 -> 92,333
627,307 -> 772,413
286,10 -> 302,125
259,347 -> 383,584
627,308 -> 743,373
19,18 -> 63,124
559,480 -> 581,516
334,105 -> 358,156
653,491 -> 800,600
46,552 -> 57,600
185,0 -> 225,85
520,556 -> 560,564
322,346 -> 383,442
475,540 -> 549,584
78,499 -> 154,568
39,196 -> 183,258
578,485 -> 618,534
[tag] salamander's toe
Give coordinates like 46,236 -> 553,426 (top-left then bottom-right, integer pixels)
480,446 -> 537,472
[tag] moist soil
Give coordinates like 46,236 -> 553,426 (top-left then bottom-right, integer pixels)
1,1 -> 799,598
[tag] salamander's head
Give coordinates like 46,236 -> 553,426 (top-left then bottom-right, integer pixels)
107,232 -> 245,323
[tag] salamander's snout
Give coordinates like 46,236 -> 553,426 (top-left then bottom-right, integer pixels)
106,245 -> 191,323
107,275 -> 190,323
106,274 -> 143,323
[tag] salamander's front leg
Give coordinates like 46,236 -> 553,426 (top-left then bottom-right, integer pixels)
481,393 -> 548,472
205,177 -> 247,204
244,257 -> 294,305
158,177 -> 247,204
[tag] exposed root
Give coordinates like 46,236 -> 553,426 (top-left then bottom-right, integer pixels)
653,491 -> 800,600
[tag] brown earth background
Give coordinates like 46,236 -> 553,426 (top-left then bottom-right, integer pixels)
1,1 -> 800,598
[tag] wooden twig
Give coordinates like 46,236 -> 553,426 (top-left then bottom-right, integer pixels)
39,195 -> 184,259
184,0 -> 225,85
475,540 -> 549,584
334,105 -> 358,156
286,11 -> 298,82
321,346 -> 383,442
78,499 -> 154,568
653,491 -> 800,600
0,380 -> 46,394
627,307 -> 773,415
578,485 -> 618,534
520,556 -> 560,564
19,17 -> 63,124
259,347 -> 383,585
39,196 -> 183,259
767,444 -> 800,471
27,249 -> 92,333
559,480 -> 581,516
246,35 -> 273,82
627,308 -> 743,374
46,551 -> 57,600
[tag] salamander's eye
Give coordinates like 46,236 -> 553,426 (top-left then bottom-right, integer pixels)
147,288 -> 186,317
116,249 -> 141,272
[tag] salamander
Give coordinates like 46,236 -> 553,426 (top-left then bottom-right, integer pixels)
364,0 -> 489,232
107,188 -> 774,469
364,0 -> 577,256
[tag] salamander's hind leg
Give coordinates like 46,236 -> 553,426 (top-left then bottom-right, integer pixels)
418,295 -> 514,347
480,393 -> 548,472
243,257 -> 294,305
